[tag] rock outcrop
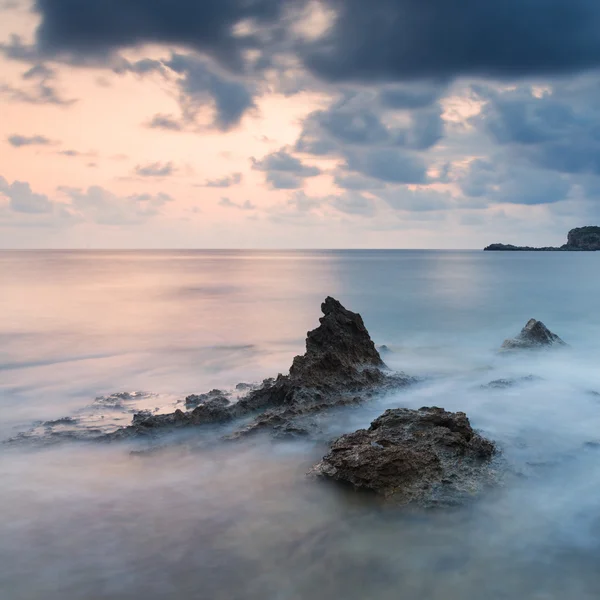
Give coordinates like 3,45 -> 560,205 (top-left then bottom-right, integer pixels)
565,226 -> 600,250
310,407 -> 496,506
501,319 -> 566,350
107,297 -> 412,440
185,389 -> 230,409
484,226 -> 600,251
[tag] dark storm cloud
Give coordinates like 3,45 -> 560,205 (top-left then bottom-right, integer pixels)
304,0 -> 600,82
343,148 -> 428,184
8,134 -> 54,147
33,0 -> 600,83
474,79 -> 600,176
165,54 -> 256,131
33,0 -> 297,72
378,83 -> 445,110
295,94 -> 444,161
134,161 -> 176,177
333,172 -> 386,191
459,159 -> 572,205
315,107 -> 390,145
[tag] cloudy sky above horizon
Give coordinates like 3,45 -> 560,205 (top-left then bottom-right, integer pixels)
2,0 -> 600,248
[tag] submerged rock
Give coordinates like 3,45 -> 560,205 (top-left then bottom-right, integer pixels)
310,407 -> 496,507
108,296 -> 412,440
481,375 -> 542,389
501,319 -> 566,350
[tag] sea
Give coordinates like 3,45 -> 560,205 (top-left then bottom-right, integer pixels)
1,249 -> 600,600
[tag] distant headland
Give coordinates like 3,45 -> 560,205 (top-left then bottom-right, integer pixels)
484,226 -> 600,251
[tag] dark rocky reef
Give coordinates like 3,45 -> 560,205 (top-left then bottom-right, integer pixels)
185,389 -> 230,409
484,226 -> 600,251
501,319 -> 566,351
108,297 -> 412,440
309,407 -> 496,506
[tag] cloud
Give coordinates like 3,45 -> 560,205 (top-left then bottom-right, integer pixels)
146,114 -> 183,131
459,159 -> 572,205
287,190 -> 323,212
34,0 -> 293,72
297,94 -> 445,154
378,83 -> 445,110
7,134 -> 54,147
375,187 -> 458,212
0,34 -> 39,63
218,197 -> 255,210
113,58 -> 166,76
333,172 -> 386,191
251,147 -> 321,189
0,175 -> 174,226
165,53 -> 256,131
60,187 -> 174,225
303,0 -> 600,83
343,148 -> 428,184
134,161 -> 176,177
201,173 -> 243,187
22,64 -> 55,80
0,178 -> 54,213
0,49 -> 76,105
58,149 -> 96,158
33,0 -> 600,85
329,191 -> 377,216
474,80 -> 600,176
0,80 -> 75,106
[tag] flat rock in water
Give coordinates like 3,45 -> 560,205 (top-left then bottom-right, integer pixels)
501,319 -> 566,350
310,407 -> 496,507
481,375 -> 542,389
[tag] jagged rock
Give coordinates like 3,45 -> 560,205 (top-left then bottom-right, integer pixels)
185,389 -> 230,408
310,407 -> 496,506
106,297 -> 412,440
501,319 -> 566,350
235,382 -> 254,391
288,297 -> 384,386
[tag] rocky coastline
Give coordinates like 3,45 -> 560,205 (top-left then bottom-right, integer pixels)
484,226 -> 600,251
11,297 -> 573,507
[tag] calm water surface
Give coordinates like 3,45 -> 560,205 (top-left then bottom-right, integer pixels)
1,250 -> 600,599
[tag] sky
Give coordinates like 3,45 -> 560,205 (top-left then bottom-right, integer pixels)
1,0 -> 600,249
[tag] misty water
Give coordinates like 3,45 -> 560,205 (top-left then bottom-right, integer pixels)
2,250 -> 600,599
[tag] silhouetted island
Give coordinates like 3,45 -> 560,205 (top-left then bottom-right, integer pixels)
484,226 -> 600,251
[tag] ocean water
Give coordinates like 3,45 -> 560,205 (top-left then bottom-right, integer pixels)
1,249 -> 600,599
